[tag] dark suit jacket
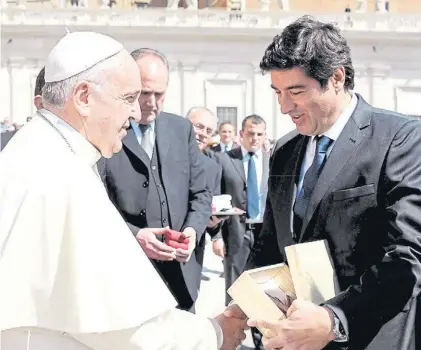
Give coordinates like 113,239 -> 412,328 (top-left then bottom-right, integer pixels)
211,142 -> 240,153
100,112 -> 212,306
248,95 -> 421,350
203,149 -> 223,238
0,130 -> 16,150
218,147 -> 269,256
194,150 -> 223,266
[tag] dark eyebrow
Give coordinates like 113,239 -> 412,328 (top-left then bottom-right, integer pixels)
270,84 -> 306,90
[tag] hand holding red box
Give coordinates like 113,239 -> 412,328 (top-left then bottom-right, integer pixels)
164,228 -> 190,250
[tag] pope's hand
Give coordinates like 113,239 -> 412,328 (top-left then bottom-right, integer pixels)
247,299 -> 334,350
135,227 -> 177,261
212,238 -> 226,257
213,308 -> 248,350
175,227 -> 196,263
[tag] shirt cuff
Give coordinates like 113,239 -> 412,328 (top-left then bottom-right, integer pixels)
324,304 -> 349,342
209,318 -> 224,349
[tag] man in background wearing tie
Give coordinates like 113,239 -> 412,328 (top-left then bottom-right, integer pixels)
211,121 -> 239,152
100,48 -> 212,313
215,114 -> 269,349
214,115 -> 268,299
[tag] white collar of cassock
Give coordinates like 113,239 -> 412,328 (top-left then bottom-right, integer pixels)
38,108 -> 102,168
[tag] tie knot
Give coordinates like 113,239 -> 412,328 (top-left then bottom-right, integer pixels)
316,136 -> 332,154
139,123 -> 151,136
248,151 -> 255,158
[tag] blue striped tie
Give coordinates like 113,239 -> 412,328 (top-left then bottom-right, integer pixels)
247,152 -> 260,218
293,136 -> 333,234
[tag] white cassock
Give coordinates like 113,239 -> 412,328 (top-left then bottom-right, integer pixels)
0,110 -> 221,350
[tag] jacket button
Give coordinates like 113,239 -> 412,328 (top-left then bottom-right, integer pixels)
157,183 -> 162,188
151,165 -> 157,170
143,181 -> 149,188
162,218 -> 167,225
161,200 -> 166,206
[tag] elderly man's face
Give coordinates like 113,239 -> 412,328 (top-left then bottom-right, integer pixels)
189,111 -> 217,152
87,51 -> 142,158
135,55 -> 169,125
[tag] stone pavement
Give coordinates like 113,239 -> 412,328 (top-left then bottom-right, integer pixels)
195,236 -> 255,350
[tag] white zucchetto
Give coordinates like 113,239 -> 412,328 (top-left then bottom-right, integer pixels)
45,31 -> 123,83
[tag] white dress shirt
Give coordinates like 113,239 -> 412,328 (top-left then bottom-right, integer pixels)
241,146 -> 265,223
297,93 -> 358,194
130,120 -> 156,148
220,142 -> 234,152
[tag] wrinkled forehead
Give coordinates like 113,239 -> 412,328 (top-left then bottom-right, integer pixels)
192,112 -> 217,129
137,57 -> 168,91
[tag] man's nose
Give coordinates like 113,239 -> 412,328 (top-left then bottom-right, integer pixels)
146,94 -> 156,107
131,102 -> 142,122
279,95 -> 295,115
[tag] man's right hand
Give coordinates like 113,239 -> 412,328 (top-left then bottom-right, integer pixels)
135,227 -> 177,261
213,310 -> 247,349
212,238 -> 226,257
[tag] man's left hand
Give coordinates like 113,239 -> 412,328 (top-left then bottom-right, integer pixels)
248,299 -> 334,350
175,227 -> 196,263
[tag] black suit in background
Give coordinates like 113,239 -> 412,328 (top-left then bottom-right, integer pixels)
218,147 -> 269,305
0,131 -> 16,150
195,149 -> 222,267
248,95 -> 421,350
211,142 -> 239,153
100,112 -> 212,311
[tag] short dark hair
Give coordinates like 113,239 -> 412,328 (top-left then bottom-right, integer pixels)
130,48 -> 169,71
34,67 -> 45,97
241,114 -> 266,131
218,121 -> 234,131
260,15 -> 355,91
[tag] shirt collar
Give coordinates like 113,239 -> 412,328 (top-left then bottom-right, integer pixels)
131,120 -> 156,133
311,92 -> 358,144
241,145 -> 262,159
39,109 -> 102,168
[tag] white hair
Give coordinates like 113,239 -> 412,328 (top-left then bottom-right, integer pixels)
186,106 -> 218,123
42,52 -> 123,108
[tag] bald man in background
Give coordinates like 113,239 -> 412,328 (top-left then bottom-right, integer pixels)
100,49 -> 212,313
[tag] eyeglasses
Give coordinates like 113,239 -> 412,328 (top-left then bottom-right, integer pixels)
193,123 -> 216,137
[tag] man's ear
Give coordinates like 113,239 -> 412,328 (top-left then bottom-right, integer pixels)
73,81 -> 92,118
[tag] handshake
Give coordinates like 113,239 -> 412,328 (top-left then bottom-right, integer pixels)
210,299 -> 338,350
212,304 -> 249,350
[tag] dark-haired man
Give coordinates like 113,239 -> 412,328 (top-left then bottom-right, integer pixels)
211,121 -> 239,153
247,15 -> 421,350
100,48 -> 212,313
216,114 -> 269,303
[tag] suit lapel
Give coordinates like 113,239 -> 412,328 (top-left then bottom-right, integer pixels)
284,136 -> 308,238
299,95 -> 371,241
122,127 -> 150,165
229,147 -> 246,183
155,115 -> 170,169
